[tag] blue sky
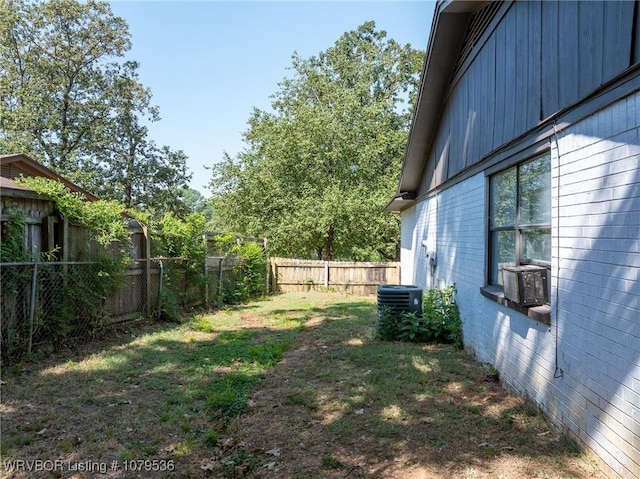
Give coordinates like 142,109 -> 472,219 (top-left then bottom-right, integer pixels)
107,1 -> 436,195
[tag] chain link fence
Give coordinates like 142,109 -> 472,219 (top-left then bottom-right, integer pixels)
0,256 -> 266,364
154,257 -> 249,312
1,261 -> 135,364
157,258 -> 207,309
1,260 -> 159,364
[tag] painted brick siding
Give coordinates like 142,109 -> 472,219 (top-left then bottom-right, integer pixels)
548,91 -> 640,478
400,174 -> 486,356
433,174 -> 486,352
401,90 -> 640,478
400,205 -> 417,286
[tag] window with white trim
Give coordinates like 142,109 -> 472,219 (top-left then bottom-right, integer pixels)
489,152 -> 551,286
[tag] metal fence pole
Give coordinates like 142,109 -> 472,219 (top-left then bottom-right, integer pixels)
204,258 -> 209,305
27,261 -> 38,355
217,257 -> 224,302
143,226 -> 151,317
264,237 -> 269,294
324,261 -> 329,288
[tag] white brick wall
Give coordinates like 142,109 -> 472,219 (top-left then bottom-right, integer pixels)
400,89 -> 640,478
400,205 -> 416,285
549,91 -> 640,477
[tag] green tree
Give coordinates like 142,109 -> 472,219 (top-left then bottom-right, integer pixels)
182,187 -> 216,225
0,0 -> 130,170
90,61 -> 192,216
0,0 -> 191,215
210,22 -> 423,261
182,187 -> 207,215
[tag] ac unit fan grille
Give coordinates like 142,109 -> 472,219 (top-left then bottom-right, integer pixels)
377,285 -> 423,316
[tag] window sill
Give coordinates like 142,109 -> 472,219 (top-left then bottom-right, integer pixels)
480,285 -> 551,325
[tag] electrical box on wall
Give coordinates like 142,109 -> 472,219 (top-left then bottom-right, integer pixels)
502,265 -> 549,306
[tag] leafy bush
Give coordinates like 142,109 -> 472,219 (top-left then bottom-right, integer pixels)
157,213 -> 208,306
221,242 -> 266,304
159,213 -> 206,261
422,285 -> 462,347
157,289 -> 182,323
209,233 -> 235,256
6,179 -> 130,351
398,311 -> 429,342
377,284 -> 462,347
0,209 -> 30,262
16,177 -> 131,250
375,305 -> 399,341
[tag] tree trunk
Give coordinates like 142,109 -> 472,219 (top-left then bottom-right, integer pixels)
325,225 -> 335,261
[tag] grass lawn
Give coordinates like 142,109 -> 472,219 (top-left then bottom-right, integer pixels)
1,291 -> 604,478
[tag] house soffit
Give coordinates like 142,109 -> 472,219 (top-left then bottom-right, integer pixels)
390,0 -> 495,211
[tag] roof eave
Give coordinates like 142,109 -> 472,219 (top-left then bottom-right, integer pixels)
385,191 -> 417,212
0,153 -> 99,201
391,0 -> 485,209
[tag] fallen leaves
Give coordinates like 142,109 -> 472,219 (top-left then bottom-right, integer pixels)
265,447 -> 280,457
199,437 -> 281,476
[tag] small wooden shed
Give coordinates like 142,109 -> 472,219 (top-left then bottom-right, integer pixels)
1,153 -> 99,260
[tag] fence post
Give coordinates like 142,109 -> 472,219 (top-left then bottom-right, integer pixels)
205,258 -> 209,305
62,218 -> 69,288
324,261 -> 329,288
203,234 -> 209,305
143,226 -> 151,317
271,259 -> 278,292
264,237 -> 269,294
47,217 -> 56,253
62,218 -> 69,262
27,262 -> 38,355
216,257 -> 224,302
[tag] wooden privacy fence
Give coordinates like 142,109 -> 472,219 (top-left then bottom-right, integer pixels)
270,257 -> 400,296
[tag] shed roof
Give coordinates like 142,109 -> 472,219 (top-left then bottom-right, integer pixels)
0,176 -> 32,191
0,153 -> 98,201
0,176 -> 49,201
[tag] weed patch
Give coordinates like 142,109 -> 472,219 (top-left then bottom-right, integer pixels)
207,373 -> 256,418
321,455 -> 344,469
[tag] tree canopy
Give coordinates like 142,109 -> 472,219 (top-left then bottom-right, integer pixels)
0,0 -> 191,216
210,22 -> 423,261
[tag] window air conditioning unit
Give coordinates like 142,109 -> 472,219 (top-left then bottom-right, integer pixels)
502,265 -> 548,306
